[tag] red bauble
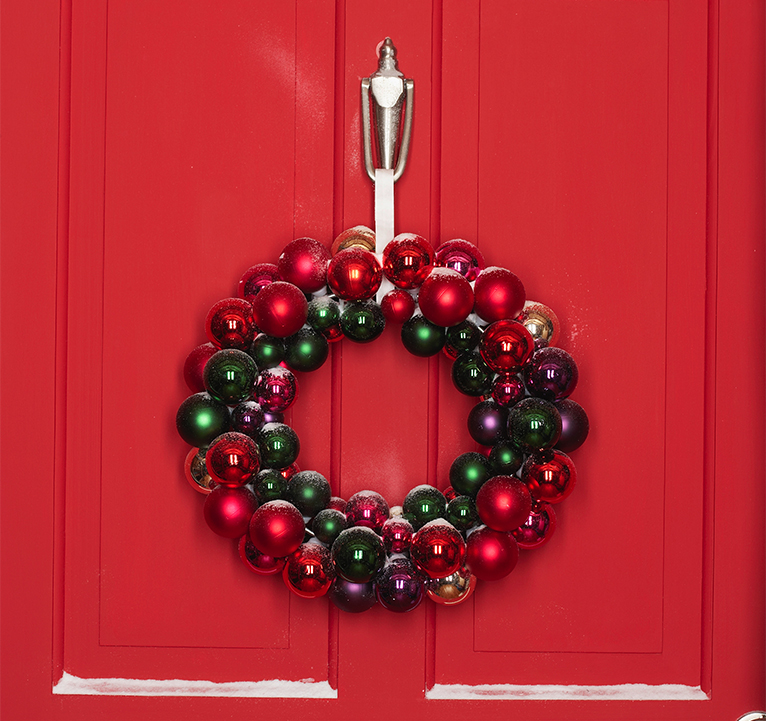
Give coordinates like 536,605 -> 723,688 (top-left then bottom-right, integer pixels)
277,237 -> 331,293
254,366 -> 298,413
205,432 -> 260,486
283,542 -> 336,598
521,450 -> 577,504
480,319 -> 535,372
475,476 -> 532,532
465,526 -> 519,581
326,248 -> 382,300
183,343 -> 218,392
473,267 -> 526,322
249,500 -> 305,558
203,486 -> 257,538
434,239 -> 485,281
491,373 -> 526,407
410,520 -> 466,579
417,268 -> 474,327
344,490 -> 390,533
251,281 -> 308,338
238,263 -> 280,304
381,517 -> 414,554
238,534 -> 287,575
205,298 -> 257,350
382,233 -> 434,289
381,288 -> 416,323
511,501 -> 557,549
327,496 -> 347,513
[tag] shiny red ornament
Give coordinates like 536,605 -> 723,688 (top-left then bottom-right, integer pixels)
205,298 -> 257,350
238,263 -> 280,304
205,432 -> 260,486
434,239 -> 485,281
344,490 -> 390,532
443,486 -> 458,502
277,237 -> 331,293
491,373 -> 526,407
381,517 -> 414,554
410,520 -> 467,579
473,267 -> 526,323
381,288 -> 416,323
251,281 -> 308,338
521,449 -> 577,504
511,501 -> 557,549
326,248 -> 382,300
480,319 -> 535,372
254,366 -> 298,413
249,500 -> 305,558
465,526 -> 519,581
203,486 -> 257,538
283,542 -> 336,598
475,476 -> 532,532
183,343 -> 218,392
417,268 -> 474,327
327,496 -> 347,513
238,534 -> 287,575
382,233 -> 434,288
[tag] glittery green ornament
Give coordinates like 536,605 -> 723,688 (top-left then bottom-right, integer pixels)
489,440 -> 524,476
331,526 -> 385,583
249,333 -> 285,369
203,348 -> 257,405
311,508 -> 348,546
340,301 -> 386,343
257,422 -> 300,469
444,319 -> 482,358
252,468 -> 288,503
283,328 -> 329,373
286,470 -> 332,518
403,485 -> 447,529
451,351 -> 493,396
508,397 -> 562,453
445,495 -> 480,532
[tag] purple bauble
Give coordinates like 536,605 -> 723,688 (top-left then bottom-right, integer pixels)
231,400 -> 265,439
328,578 -> 378,613
555,399 -> 590,453
524,347 -> 578,401
467,400 -> 509,447
374,558 -> 425,613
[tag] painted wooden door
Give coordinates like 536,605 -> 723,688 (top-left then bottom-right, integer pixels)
2,0 -> 764,719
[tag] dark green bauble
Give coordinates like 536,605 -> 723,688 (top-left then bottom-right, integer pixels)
449,451 -> 492,497
403,485 -> 447,530
451,351 -> 493,396
489,439 -> 524,476
331,526 -> 385,583
252,468 -> 287,503
307,296 -> 341,331
401,315 -> 446,357
257,422 -> 300,469
508,397 -> 562,453
340,301 -> 386,343
283,328 -> 329,373
286,470 -> 332,518
445,495 -> 480,532
176,392 -> 231,447
444,319 -> 482,358
202,348 -> 257,405
249,333 -> 285,369
311,508 -> 348,546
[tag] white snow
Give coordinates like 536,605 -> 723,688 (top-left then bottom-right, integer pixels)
426,683 -> 709,701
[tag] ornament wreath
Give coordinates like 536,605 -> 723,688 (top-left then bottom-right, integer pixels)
176,228 -> 589,612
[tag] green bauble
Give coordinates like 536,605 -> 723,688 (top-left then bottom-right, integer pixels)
202,349 -> 257,405
311,508 -> 348,546
444,319 -> 482,358
445,495 -> 480,532
286,470 -> 332,518
257,422 -> 300,469
508,397 -> 562,453
307,296 -> 341,331
403,485 -> 447,530
331,526 -> 385,583
451,351 -> 493,396
252,468 -> 287,503
249,333 -> 285,369
401,315 -> 446,357
449,451 -> 492,497
176,392 -> 231,447
284,328 -> 329,373
340,301 -> 386,343
489,440 -> 524,476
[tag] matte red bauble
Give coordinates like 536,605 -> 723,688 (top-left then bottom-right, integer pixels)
473,267 -> 526,322
251,281 -> 308,338
283,542 -> 336,598
434,239 -> 485,281
183,343 -> 218,392
491,373 -> 526,407
277,237 -> 331,293
326,247 -> 382,300
417,268 -> 474,327
511,501 -> 557,549
381,233 -> 434,288
239,534 -> 287,575
381,288 -> 416,323
205,298 -> 257,350
521,449 -> 577,504
254,366 -> 298,413
381,517 -> 414,554
465,526 -> 519,581
344,490 -> 390,532
475,475 -> 532,532
410,520 -> 466,579
249,500 -> 305,558
203,486 -> 257,538
480,319 -> 535,372
205,432 -> 260,486
238,263 -> 280,304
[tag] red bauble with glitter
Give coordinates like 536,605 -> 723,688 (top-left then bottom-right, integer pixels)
344,490 -> 390,532
465,526 -> 519,581
183,342 -> 218,392
381,517 -> 414,554
326,248 -> 382,300
277,237 -> 331,293
521,449 -> 577,503
491,373 -> 526,407
475,475 -> 532,532
511,501 -> 557,549
381,288 -> 416,323
205,298 -> 257,350
254,366 -> 298,413
249,500 -> 305,558
203,486 -> 258,538
417,268 -> 474,327
410,520 -> 466,579
238,263 -> 280,304
251,281 -> 307,338
382,233 -> 434,289
327,496 -> 347,513
283,542 -> 336,598
205,432 -> 260,486
473,267 -> 526,322
434,239 -> 485,281
480,319 -> 535,372
239,535 -> 287,575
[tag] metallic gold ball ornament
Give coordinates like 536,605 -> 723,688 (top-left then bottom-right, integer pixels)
517,301 -> 560,348
331,225 -> 376,255
425,565 -> 477,606
184,447 -> 214,494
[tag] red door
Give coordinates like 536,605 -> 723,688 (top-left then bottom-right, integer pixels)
2,0 -> 764,719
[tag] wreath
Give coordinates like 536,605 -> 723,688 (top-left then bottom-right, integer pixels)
175,228 -> 589,612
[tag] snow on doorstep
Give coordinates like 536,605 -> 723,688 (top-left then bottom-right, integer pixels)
426,683 -> 709,701
53,672 -> 337,698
